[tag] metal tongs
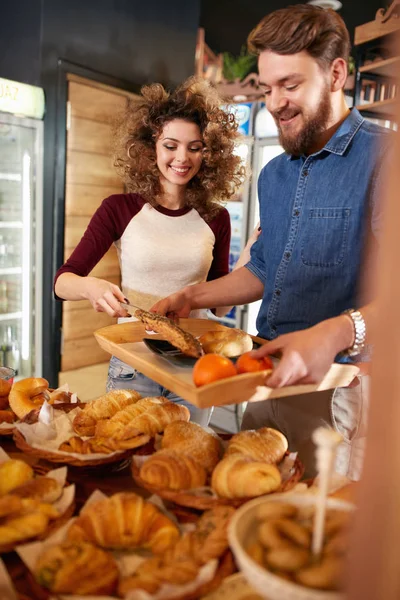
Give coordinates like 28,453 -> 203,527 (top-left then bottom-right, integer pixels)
119,300 -> 142,317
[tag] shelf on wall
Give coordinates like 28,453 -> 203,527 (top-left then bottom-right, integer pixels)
357,98 -> 397,118
359,56 -> 400,78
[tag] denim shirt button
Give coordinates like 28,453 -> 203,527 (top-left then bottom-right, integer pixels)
271,325 -> 277,332
285,251 -> 291,259
275,289 -> 281,296
294,209 -> 300,217
303,170 -> 308,176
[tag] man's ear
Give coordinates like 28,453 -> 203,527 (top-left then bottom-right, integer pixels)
331,57 -> 348,92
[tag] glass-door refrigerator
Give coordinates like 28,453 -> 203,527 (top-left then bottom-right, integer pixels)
0,109 -> 43,377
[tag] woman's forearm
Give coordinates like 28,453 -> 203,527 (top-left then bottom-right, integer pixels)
54,273 -> 92,301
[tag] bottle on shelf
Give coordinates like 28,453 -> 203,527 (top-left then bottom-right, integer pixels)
0,281 -> 7,313
0,325 -> 20,375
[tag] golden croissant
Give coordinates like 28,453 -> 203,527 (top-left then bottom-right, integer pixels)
0,511 -> 50,545
59,435 -> 117,455
139,449 -> 207,490
226,427 -> 288,464
72,389 -> 142,436
211,454 -> 281,499
161,421 -> 222,473
111,401 -> 190,442
67,492 -> 179,553
35,541 -> 119,595
95,396 -> 169,437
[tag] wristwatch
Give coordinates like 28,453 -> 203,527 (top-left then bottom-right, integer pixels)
341,308 -> 366,357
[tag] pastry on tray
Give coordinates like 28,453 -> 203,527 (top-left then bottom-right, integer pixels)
134,307 -> 203,358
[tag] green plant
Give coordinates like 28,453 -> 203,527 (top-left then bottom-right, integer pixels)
222,46 -> 257,81
348,56 -> 355,75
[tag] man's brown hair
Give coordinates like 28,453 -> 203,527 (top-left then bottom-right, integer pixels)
248,4 -> 350,69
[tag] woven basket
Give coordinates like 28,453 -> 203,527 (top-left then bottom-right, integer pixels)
131,452 -> 304,511
13,429 -> 134,468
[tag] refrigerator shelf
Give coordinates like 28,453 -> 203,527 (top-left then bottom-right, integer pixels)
0,267 -> 22,275
0,312 -> 22,321
0,222 -> 23,229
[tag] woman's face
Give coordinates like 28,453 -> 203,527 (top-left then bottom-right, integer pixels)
155,119 -> 204,187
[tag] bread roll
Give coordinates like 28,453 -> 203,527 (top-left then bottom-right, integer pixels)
35,541 -> 119,595
139,449 -> 207,490
0,511 -> 49,545
226,427 -> 288,464
67,492 -> 180,554
161,421 -> 222,473
12,476 -> 63,503
199,328 -> 253,357
72,389 -> 142,436
0,409 -> 15,423
211,454 -> 281,499
8,377 -> 50,419
0,459 -> 34,495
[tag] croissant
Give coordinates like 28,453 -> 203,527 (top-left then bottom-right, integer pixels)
226,427 -> 288,464
211,454 -> 281,499
95,396 -> 169,437
67,492 -> 180,553
35,541 -> 119,595
161,421 -> 222,473
139,449 -> 207,490
112,402 -> 190,442
72,389 -> 142,436
0,511 -> 50,545
59,435 -> 116,455
0,459 -> 34,495
118,506 -> 234,598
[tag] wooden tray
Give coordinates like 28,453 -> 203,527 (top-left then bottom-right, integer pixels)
94,319 -> 359,408
131,454 -> 304,511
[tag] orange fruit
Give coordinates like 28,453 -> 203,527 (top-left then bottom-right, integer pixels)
236,352 -> 273,374
193,353 -> 237,387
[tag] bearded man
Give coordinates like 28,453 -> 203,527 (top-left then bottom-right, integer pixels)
152,5 -> 391,479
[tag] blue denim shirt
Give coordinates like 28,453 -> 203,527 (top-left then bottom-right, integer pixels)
246,108 -> 390,343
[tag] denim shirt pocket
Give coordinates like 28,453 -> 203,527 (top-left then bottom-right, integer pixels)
301,208 -> 351,268
108,355 -> 136,381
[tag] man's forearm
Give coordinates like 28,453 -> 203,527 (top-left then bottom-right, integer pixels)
186,266 -> 264,310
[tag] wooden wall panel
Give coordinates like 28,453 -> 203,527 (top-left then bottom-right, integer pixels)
66,150 -> 121,187
68,117 -> 113,155
59,362 -> 110,403
66,184 -> 122,217
61,336 -> 111,371
63,308 -> 116,340
69,81 -> 128,122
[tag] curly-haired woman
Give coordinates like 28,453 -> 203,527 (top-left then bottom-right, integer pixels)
54,77 -> 251,425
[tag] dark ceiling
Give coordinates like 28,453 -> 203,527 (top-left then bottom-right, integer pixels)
200,0 -> 390,56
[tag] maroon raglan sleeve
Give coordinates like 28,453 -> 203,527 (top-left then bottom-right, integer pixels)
206,207 -> 231,281
54,194 -> 145,298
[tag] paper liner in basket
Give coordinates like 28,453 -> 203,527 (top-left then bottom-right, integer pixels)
131,451 -> 305,511
0,449 -> 76,553
12,401 -> 138,466
16,489 -> 235,600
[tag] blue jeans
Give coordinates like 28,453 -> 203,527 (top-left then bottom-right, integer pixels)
106,355 -> 213,427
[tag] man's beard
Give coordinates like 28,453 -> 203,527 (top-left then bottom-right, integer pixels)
273,86 -> 332,156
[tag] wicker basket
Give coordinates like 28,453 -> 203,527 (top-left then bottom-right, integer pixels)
13,429 -> 135,468
131,452 -> 305,511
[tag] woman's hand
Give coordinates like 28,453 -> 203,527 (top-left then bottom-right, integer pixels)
83,277 -> 129,317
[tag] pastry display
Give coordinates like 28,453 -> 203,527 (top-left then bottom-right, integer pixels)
225,428 -> 288,464
140,449 -> 207,490
199,328 -> 253,357
161,420 -> 222,473
245,501 -> 351,591
134,307 -> 203,358
118,506 -> 235,597
35,541 -> 119,595
72,389 -> 142,436
0,459 -> 34,495
67,492 -> 180,553
211,455 -> 282,499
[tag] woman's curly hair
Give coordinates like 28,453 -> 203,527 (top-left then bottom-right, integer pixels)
113,77 -> 246,221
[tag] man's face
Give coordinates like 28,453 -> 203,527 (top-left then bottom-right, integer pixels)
258,50 -> 333,156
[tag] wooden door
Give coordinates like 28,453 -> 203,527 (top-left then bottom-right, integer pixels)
59,75 -> 140,400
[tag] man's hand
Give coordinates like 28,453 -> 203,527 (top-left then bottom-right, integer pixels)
150,289 -> 192,319
251,315 -> 355,388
